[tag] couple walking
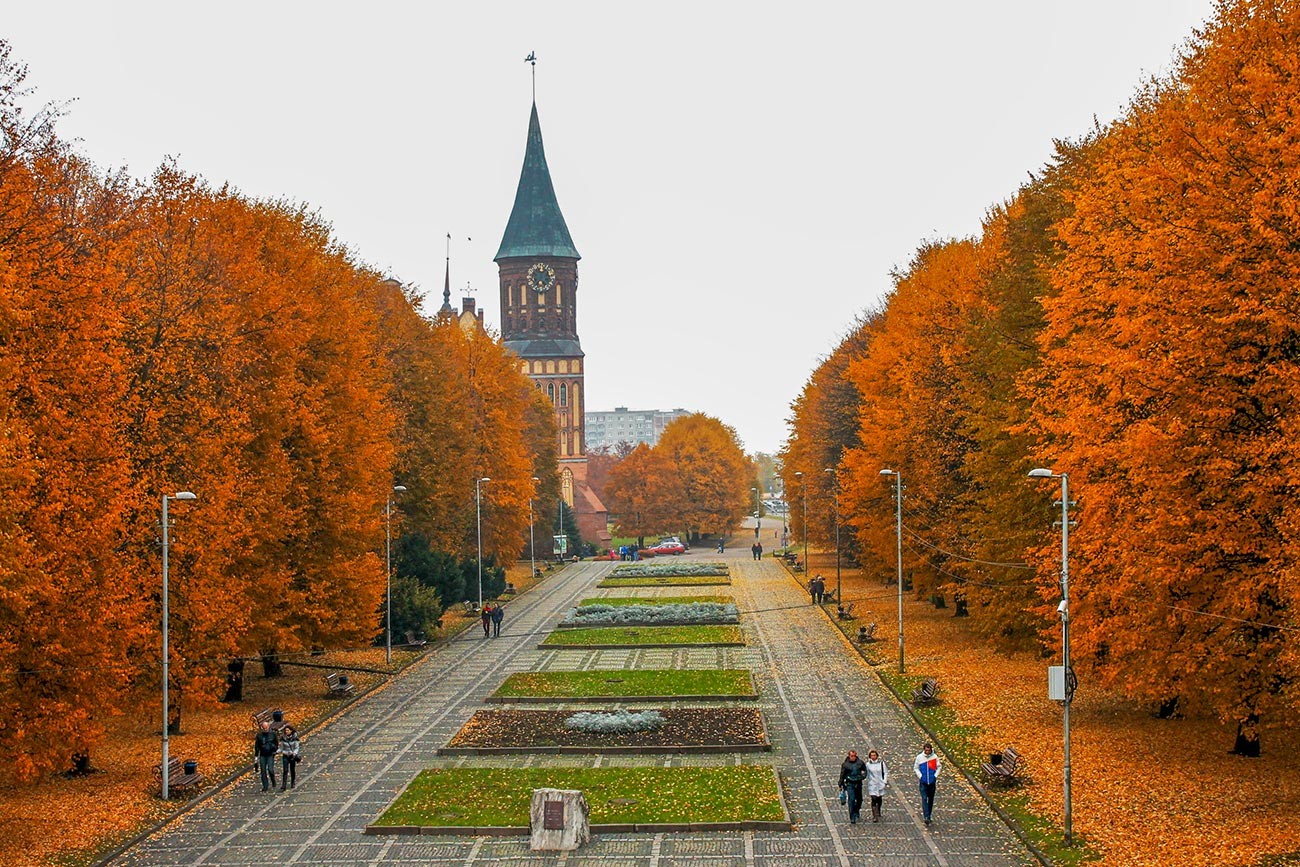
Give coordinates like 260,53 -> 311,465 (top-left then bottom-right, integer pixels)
838,742 -> 941,826
480,602 -> 505,638
253,720 -> 301,793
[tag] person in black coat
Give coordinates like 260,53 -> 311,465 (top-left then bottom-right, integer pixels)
838,749 -> 867,824
490,603 -> 505,637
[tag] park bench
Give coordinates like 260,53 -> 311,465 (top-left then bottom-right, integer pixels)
857,622 -> 878,643
153,757 -> 205,797
981,747 -> 1024,786
324,671 -> 355,696
251,707 -> 285,731
911,677 -> 941,706
404,630 -> 428,649
502,582 -> 517,595
779,551 -> 798,564
462,600 -> 478,616
837,602 -> 855,620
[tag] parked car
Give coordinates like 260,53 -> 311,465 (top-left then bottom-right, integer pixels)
648,540 -> 686,555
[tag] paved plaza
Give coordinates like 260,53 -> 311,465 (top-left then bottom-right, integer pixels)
111,547 -> 1035,867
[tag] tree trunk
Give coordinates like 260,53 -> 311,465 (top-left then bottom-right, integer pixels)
930,593 -> 946,609
260,652 -> 283,678
1231,713 -> 1261,757
1155,696 -> 1181,719
953,591 -> 969,617
70,752 -> 92,775
223,658 -> 245,702
167,688 -> 182,735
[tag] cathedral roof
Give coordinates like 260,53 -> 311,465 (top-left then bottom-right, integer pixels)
495,103 -> 581,262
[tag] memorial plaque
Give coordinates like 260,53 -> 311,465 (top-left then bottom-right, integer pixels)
543,800 -> 565,830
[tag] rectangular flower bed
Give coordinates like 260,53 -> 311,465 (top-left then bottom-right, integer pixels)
610,562 -> 729,578
440,707 -> 769,753
489,669 -> 757,701
539,624 -> 744,648
597,575 -> 732,588
559,601 -> 739,627
578,594 -> 734,607
370,766 -> 789,829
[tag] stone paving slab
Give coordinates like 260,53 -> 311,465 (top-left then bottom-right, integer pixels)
109,549 -> 1035,866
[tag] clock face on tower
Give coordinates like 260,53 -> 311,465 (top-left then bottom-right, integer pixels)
526,262 -> 557,294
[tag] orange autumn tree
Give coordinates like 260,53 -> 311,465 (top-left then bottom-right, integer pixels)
1030,0 -> 1300,752
0,44 -> 141,780
840,240 -> 984,601
604,442 -> 683,545
655,413 -> 752,540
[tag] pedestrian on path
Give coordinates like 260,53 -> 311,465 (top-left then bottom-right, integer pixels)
490,602 -> 504,637
865,749 -> 888,822
914,742 -> 941,826
278,725 -> 300,791
480,604 -> 492,638
253,720 -> 278,792
838,749 -> 867,824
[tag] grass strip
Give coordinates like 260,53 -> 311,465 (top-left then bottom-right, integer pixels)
492,669 -> 754,699
374,766 -> 784,827
540,625 -> 743,647
597,576 -> 732,588
578,595 -> 734,607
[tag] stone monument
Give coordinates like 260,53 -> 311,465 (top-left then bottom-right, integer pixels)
529,788 -> 591,851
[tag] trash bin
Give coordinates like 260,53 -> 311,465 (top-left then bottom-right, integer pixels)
272,709 -> 284,724
989,752 -> 1003,766
183,759 -> 198,775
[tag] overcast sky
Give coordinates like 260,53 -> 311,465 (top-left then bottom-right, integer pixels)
5,2 -> 1216,453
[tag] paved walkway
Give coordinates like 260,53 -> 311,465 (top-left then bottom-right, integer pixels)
112,547 -> 1034,866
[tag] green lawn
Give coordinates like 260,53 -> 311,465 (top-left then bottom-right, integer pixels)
374,766 -> 785,827
578,595 -> 734,607
491,669 -> 755,699
540,625 -> 744,647
597,575 -> 732,588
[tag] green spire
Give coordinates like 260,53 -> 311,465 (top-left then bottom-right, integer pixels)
495,103 -> 580,262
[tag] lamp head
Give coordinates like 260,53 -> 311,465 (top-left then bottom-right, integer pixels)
173,491 -> 198,501
878,469 -> 893,477
793,471 -> 803,478
1028,468 -> 1055,479
393,485 -> 407,493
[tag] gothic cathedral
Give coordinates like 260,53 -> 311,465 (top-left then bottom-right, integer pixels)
496,101 -> 609,545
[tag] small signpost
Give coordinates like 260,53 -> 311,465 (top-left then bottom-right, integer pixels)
552,534 -> 568,557
530,788 -> 590,851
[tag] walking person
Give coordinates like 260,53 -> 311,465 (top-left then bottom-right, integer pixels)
838,749 -> 867,824
490,602 -> 504,637
914,742 -> 941,826
253,720 -> 278,792
278,725 -> 300,791
756,542 -> 763,560
480,603 -> 492,638
865,749 -> 888,822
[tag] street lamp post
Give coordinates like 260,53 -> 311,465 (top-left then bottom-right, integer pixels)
529,477 -> 540,582
794,471 -> 807,575
824,468 -> 841,603
385,485 -> 407,665
879,469 -> 904,673
160,490 -> 197,801
1029,466 -> 1073,846
476,477 -> 490,611
752,486 -> 762,539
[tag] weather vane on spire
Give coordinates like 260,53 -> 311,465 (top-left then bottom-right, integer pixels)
524,51 -> 537,101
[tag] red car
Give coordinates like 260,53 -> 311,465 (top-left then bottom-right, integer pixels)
648,540 -> 686,555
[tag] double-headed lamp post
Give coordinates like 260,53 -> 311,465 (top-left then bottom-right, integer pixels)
793,471 -> 807,574
160,490 -> 198,801
824,468 -> 841,603
529,477 -> 540,581
385,485 -> 407,665
879,468 -> 904,673
476,477 -> 490,611
1029,466 -> 1073,847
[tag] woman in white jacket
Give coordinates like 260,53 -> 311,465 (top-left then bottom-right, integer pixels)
865,749 -> 888,822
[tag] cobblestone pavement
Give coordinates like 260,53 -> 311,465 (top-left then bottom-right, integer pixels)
111,549 -> 1034,867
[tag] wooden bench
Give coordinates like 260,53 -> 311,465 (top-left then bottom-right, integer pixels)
404,630 -> 428,649
462,600 -> 478,616
153,757 -> 205,797
324,671 -> 355,696
981,747 -> 1024,786
857,622 -> 877,643
911,677 -> 940,706
837,602 -> 855,620
251,707 -> 285,731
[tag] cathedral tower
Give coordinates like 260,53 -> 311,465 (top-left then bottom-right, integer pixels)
497,101 -> 607,543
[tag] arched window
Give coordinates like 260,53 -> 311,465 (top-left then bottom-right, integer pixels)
560,383 -> 568,406
547,383 -> 555,403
